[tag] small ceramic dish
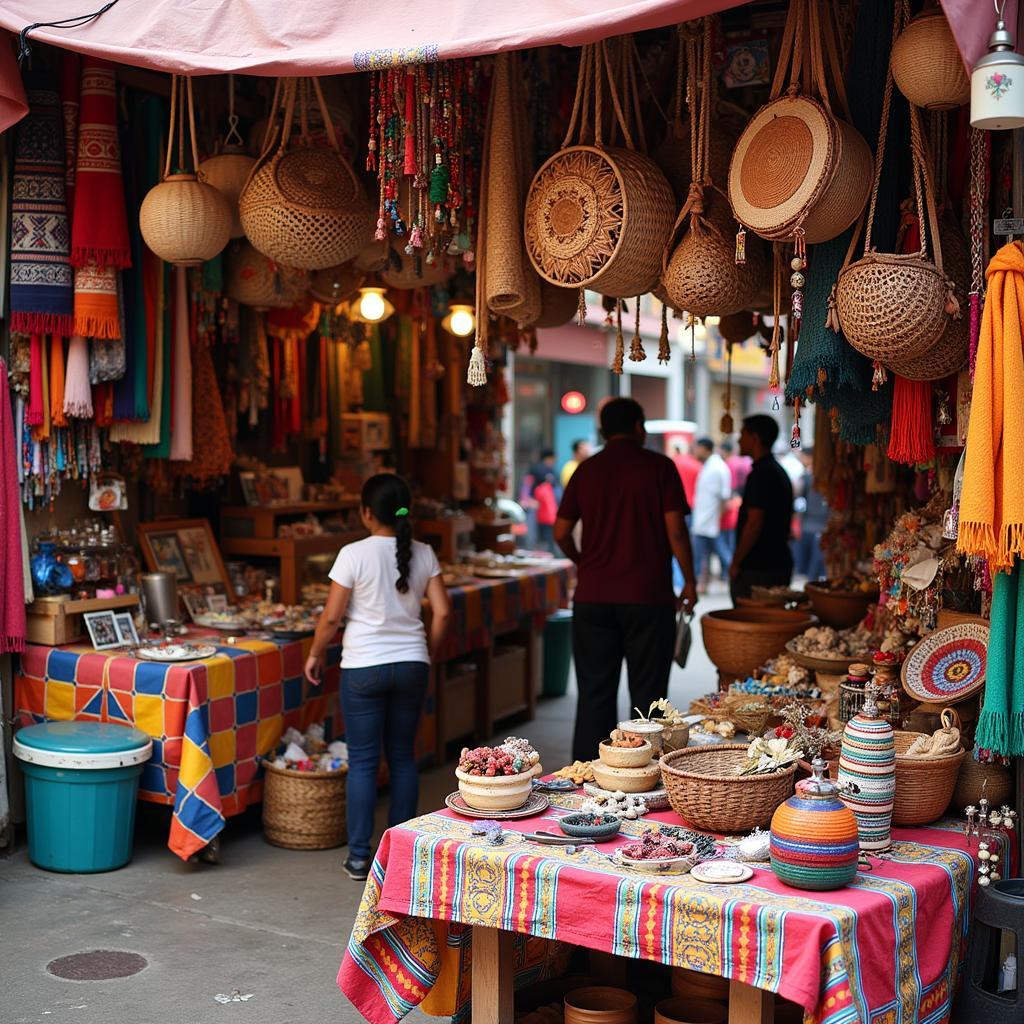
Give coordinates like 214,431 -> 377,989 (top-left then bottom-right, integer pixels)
558,813 -> 622,841
690,860 -> 755,884
598,739 -> 653,769
613,850 -> 697,874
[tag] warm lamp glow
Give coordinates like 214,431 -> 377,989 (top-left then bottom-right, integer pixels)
442,303 -> 476,337
358,287 -> 388,322
561,391 -> 587,414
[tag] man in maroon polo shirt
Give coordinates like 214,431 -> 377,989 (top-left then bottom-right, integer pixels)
554,398 -> 699,762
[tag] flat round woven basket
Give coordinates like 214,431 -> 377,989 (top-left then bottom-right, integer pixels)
524,144 -> 675,298
262,761 -> 347,850
901,622 -> 989,705
727,95 -> 871,244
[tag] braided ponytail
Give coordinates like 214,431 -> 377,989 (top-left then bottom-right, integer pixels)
360,473 -> 415,593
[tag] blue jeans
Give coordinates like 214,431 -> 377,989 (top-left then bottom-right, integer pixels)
693,533 -> 732,581
341,661 -> 429,860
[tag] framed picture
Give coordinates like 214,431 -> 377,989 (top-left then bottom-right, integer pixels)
180,588 -> 207,621
114,612 -> 139,647
146,532 -> 191,582
84,610 -> 122,651
269,466 -> 304,503
138,519 -> 235,600
206,594 -> 229,612
238,471 -> 260,507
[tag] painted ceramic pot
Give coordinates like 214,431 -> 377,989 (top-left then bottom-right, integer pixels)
771,759 -> 860,890
837,684 -> 895,851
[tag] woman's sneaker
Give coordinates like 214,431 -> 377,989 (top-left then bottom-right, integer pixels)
344,856 -> 370,881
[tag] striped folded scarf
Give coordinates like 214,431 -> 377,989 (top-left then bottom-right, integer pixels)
9,76 -> 74,337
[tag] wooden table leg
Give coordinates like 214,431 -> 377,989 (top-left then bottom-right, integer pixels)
729,980 -> 774,1024
472,926 -> 515,1024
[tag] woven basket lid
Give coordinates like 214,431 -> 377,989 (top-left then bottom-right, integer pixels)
728,94 -> 838,239
901,622 -> 989,704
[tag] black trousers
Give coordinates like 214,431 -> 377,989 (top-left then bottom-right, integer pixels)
571,601 -> 676,763
730,566 -> 793,605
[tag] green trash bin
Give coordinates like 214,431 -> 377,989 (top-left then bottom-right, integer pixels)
542,609 -> 573,698
14,722 -> 152,873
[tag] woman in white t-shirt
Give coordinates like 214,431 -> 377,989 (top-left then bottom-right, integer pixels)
305,474 -> 451,880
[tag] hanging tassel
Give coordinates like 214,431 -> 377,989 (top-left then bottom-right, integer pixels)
887,375 -> 935,465
790,396 -> 801,449
611,304 -> 624,375
825,285 -> 841,333
657,304 -> 670,364
768,342 -> 781,391
735,227 -> 747,266
628,300 -> 645,362
968,291 -> 981,377
871,360 -> 887,391
576,288 -> 588,327
816,367 -> 827,390
467,343 -> 487,386
720,340 -> 734,433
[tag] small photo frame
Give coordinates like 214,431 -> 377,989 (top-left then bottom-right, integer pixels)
147,532 -> 192,582
238,471 -> 260,507
180,589 -> 207,621
84,610 -> 122,651
206,594 -> 229,612
114,612 -> 139,647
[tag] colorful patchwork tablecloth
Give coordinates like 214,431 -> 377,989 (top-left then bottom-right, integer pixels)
339,803 -> 1011,1024
441,563 -> 572,660
15,634 -> 340,860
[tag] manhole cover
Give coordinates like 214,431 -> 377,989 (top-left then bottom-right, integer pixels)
47,950 -> 148,981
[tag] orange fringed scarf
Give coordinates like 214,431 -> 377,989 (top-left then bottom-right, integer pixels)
958,241 -> 1024,569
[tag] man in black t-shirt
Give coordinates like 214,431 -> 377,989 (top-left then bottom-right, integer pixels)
729,415 -> 794,604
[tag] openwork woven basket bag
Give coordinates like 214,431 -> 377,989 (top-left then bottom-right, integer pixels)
728,0 -> 872,244
226,239 -> 308,310
660,19 -> 766,317
240,78 -> 372,271
835,8 -> 958,365
891,11 -> 970,112
524,41 -> 675,298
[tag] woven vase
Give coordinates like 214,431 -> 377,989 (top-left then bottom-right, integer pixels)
837,695 -> 895,852
891,12 -> 970,111
199,148 -> 256,238
770,763 -> 860,890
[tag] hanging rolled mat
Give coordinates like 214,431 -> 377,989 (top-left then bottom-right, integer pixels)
785,0 -> 905,444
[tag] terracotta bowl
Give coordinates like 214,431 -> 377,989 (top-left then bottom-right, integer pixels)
616,719 -> 665,754
455,767 -> 534,811
590,759 -> 661,794
804,583 -> 879,629
564,987 -> 638,1024
655,997 -> 727,1024
598,740 -> 653,769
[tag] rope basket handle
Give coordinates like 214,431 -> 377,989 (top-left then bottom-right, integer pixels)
940,707 -> 962,734
162,76 -> 204,180
561,38 -> 641,152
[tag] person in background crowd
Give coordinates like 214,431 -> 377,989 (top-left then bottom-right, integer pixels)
305,474 -> 451,882
671,441 -> 702,512
718,439 -> 746,558
519,449 -> 559,550
692,437 -> 733,592
794,447 -> 828,580
729,415 -> 794,603
554,398 -> 698,762
721,438 -> 751,493
560,439 -> 592,488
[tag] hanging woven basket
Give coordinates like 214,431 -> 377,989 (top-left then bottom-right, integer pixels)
200,148 -> 256,239
226,239 -> 308,309
524,41 -> 675,298
534,281 -> 580,328
308,262 -> 365,305
727,0 -> 872,245
240,78 -> 373,270
891,12 -> 970,111
140,77 -> 232,266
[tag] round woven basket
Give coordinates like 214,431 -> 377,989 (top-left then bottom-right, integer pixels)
661,184 -> 767,317
891,731 -> 964,825
262,762 -> 347,850
240,78 -> 373,271
952,754 -> 1013,809
891,12 -> 970,111
534,281 -> 580,328
381,249 -> 455,290
525,144 -> 674,297
226,240 -> 308,309
728,94 -> 872,244
701,608 -> 817,682
804,583 -> 879,629
141,173 -> 232,266
308,262 -> 365,305
660,745 -> 796,833
199,148 -> 257,238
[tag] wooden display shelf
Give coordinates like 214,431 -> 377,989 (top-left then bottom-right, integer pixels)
219,529 -> 366,604
27,594 -> 139,646
220,500 -> 360,540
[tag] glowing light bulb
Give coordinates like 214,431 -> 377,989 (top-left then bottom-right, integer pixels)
448,306 -> 475,337
358,288 -> 387,322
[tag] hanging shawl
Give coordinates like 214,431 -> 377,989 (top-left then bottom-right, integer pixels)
27,334 -> 44,426
975,562 -> 1024,758
168,267 -> 193,461
175,338 -> 233,487
49,335 -> 67,428
59,51 -> 80,215
71,60 -> 130,339
9,77 -> 74,337
0,360 -> 27,653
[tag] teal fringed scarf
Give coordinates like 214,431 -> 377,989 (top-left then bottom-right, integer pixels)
976,561 -> 1024,758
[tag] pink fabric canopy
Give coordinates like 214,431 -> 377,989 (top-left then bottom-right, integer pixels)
0,0 -> 1013,136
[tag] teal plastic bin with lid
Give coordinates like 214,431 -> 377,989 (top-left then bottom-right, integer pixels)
542,609 -> 573,698
14,722 -> 153,873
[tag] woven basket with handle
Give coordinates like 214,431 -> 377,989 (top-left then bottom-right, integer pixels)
891,710 -> 965,825
524,39 -> 675,298
660,745 -> 796,833
728,0 -> 872,244
891,11 -> 970,111
835,1 -> 958,365
262,761 -> 347,850
240,77 -> 372,271
660,19 -> 766,317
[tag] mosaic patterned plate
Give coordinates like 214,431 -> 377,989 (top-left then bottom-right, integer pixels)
901,622 -> 989,705
445,791 -> 550,820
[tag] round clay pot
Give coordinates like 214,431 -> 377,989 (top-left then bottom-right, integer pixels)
598,740 -> 653,769
617,719 -> 665,754
590,760 -> 661,794
564,987 -> 638,1024
455,767 -> 533,811
655,997 -> 727,1024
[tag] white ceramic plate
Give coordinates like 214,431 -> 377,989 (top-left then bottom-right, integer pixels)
613,850 -> 696,874
136,643 -> 219,662
193,614 -> 250,632
690,860 -> 755,884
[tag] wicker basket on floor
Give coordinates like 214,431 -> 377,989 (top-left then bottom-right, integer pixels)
891,731 -> 964,826
262,761 -> 348,850
659,744 -> 796,833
